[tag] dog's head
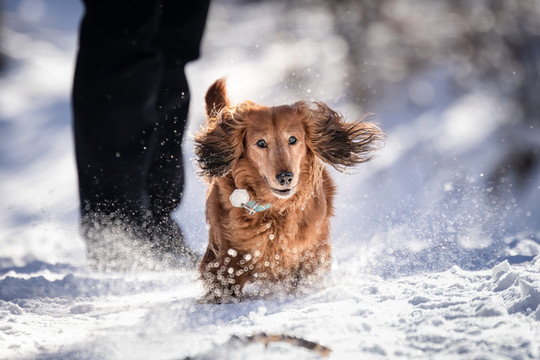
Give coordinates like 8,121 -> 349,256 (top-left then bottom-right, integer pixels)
195,79 -> 385,200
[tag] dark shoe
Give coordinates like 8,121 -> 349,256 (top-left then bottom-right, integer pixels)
82,212 -> 200,271
148,215 -> 201,269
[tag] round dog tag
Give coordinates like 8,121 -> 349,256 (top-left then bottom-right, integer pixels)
230,189 -> 250,208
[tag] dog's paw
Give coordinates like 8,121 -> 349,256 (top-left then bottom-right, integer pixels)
199,287 -> 244,304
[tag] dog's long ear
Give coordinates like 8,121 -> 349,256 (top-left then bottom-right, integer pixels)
303,102 -> 385,172
195,79 -> 245,178
205,78 -> 229,117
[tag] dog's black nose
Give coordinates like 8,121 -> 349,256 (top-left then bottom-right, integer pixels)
276,172 -> 293,186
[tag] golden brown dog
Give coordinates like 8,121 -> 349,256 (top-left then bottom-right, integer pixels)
195,79 -> 384,302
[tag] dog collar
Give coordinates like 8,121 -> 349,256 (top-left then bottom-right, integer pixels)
229,189 -> 272,215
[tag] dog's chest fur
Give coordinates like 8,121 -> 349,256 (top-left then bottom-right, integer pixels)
206,172 -> 334,281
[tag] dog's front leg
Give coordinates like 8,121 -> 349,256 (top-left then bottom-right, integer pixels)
200,251 -> 248,303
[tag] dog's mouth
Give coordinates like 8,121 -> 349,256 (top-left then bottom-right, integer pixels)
270,186 -> 296,199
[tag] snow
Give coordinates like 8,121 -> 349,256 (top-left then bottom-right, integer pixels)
1,0 -> 540,359
1,260 -> 539,359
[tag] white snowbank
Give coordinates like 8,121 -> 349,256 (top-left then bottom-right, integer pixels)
1,255 -> 539,359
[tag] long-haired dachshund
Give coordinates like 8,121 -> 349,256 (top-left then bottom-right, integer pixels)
195,79 -> 385,302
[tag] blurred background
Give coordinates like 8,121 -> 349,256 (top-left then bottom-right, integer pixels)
1,0 -> 539,274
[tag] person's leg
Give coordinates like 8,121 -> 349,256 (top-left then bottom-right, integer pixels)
73,0 -> 163,222
147,0 -> 211,220
146,69 -> 189,222
144,0 -> 210,262
73,0 -> 168,269
73,0 -> 210,269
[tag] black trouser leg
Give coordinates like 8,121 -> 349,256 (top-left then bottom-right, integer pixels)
147,68 -> 190,220
73,0 -> 209,269
148,0 -> 210,219
73,1 -> 163,222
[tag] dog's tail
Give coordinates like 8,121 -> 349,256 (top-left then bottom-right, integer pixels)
205,78 -> 230,118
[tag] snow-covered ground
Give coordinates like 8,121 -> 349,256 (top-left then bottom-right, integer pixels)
1,0 -> 539,359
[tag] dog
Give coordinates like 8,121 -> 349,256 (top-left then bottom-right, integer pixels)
195,79 -> 385,302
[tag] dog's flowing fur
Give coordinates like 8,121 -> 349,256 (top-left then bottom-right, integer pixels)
195,79 -> 385,302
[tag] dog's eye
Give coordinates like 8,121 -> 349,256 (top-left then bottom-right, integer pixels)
256,139 -> 267,148
288,136 -> 297,145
